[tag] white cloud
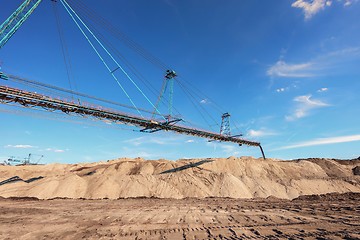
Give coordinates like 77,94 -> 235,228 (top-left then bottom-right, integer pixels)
292,0 -> 357,19
200,99 -> 209,104
317,87 -> 329,92
344,0 -> 358,6
4,144 -> 36,149
292,0 -> 330,20
124,136 -> 181,146
247,129 -> 278,138
268,47 -> 360,79
124,137 -> 143,146
267,60 -> 314,78
103,120 -> 112,125
186,139 -> 195,143
219,144 -> 239,155
206,142 -> 240,155
54,149 -> 65,153
120,146 -> 159,159
278,134 -> 360,149
45,148 -> 66,153
286,95 -> 329,121
276,88 -> 286,93
294,95 -> 329,106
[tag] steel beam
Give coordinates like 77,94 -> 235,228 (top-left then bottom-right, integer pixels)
0,85 -> 265,158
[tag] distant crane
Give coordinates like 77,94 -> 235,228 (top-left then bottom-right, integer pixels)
7,153 -> 44,165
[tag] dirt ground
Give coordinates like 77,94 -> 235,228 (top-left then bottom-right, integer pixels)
0,193 -> 359,240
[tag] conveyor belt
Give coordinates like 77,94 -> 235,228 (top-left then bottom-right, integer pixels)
0,85 -> 266,159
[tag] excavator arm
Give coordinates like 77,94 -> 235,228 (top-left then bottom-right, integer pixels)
0,0 -> 43,49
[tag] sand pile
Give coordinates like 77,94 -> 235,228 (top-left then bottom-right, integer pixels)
0,157 -> 359,199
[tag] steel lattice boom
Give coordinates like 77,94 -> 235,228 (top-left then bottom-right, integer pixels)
0,85 -> 266,159
0,0 -> 43,49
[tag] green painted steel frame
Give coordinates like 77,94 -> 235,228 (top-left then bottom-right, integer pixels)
0,0 -> 43,49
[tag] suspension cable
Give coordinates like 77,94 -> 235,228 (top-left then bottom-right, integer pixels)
67,0 -> 170,71
61,0 -> 165,120
60,0 -> 143,117
178,76 -> 225,114
52,1 -> 76,100
66,0 -> 184,116
177,80 -> 220,129
72,17 -> 182,118
86,24 -> 183,118
60,0 -> 234,132
177,81 -> 214,130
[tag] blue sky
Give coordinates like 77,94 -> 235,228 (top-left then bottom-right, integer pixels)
1,0 -> 359,164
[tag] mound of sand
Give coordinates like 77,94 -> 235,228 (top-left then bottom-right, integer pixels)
0,157 -> 359,199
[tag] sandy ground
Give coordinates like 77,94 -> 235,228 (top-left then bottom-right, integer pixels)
0,193 -> 359,240
1,157 -> 359,200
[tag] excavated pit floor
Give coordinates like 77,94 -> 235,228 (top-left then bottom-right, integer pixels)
0,193 -> 359,239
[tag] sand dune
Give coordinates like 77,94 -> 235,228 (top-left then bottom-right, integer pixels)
0,157 -> 359,199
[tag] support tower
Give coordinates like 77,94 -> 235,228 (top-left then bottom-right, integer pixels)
220,112 -> 231,137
